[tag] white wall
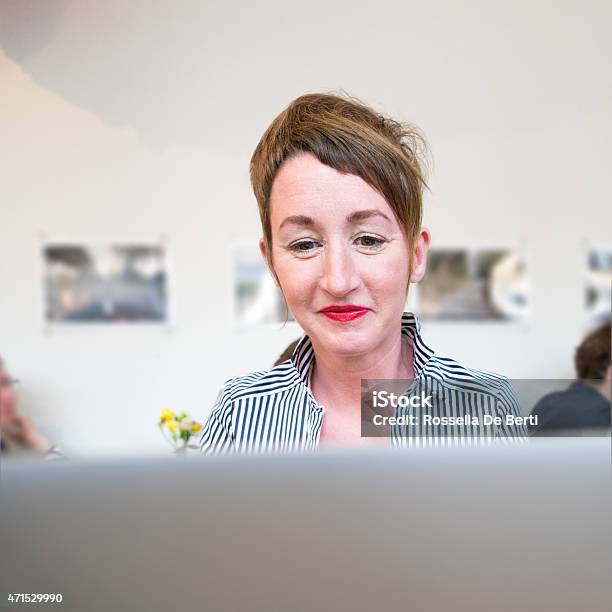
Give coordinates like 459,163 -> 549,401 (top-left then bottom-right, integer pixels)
1,0 -> 610,456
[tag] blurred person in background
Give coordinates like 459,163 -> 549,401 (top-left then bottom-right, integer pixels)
200,92 -> 527,455
529,321 -> 611,436
0,356 -> 64,457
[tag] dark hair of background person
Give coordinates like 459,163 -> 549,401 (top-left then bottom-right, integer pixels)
249,92 -> 429,290
273,339 -> 301,367
575,321 -> 611,379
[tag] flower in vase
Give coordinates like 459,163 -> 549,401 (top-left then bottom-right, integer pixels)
159,408 -> 176,424
166,419 -> 178,437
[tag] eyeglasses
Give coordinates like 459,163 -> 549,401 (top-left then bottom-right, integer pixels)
0,377 -> 20,389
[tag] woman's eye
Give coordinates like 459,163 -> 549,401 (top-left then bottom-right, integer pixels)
289,240 -> 320,254
355,235 -> 385,250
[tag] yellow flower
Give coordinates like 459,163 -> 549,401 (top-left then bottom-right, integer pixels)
160,408 -> 176,424
166,420 -> 178,436
191,422 -> 202,433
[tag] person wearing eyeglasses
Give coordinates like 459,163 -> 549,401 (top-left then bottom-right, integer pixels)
0,356 -> 63,458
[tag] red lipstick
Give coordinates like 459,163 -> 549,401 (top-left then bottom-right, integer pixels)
319,305 -> 369,323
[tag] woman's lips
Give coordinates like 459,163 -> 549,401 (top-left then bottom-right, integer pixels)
319,307 -> 369,323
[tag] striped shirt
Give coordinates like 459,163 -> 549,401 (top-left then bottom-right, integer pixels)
199,312 -> 527,454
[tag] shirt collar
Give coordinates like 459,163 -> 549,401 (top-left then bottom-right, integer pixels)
290,311 -> 435,388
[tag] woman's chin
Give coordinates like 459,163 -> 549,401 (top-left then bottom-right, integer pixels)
317,332 -> 372,357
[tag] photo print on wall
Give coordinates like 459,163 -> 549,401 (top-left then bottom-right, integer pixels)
585,246 -> 612,328
408,248 -> 530,322
43,243 -> 168,323
232,242 -> 294,331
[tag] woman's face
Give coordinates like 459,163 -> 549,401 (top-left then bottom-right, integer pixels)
261,152 -> 429,358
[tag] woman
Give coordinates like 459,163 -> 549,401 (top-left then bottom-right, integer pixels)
0,356 -> 63,458
200,93 -> 526,454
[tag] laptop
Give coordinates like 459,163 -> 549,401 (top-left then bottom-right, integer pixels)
1,439 -> 611,612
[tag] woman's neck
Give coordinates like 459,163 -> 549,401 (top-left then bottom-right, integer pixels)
309,330 -> 415,411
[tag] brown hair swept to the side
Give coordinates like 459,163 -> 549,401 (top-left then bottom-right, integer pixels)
575,321 -> 611,379
249,92 -> 428,286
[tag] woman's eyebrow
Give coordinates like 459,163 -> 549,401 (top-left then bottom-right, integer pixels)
279,209 -> 391,230
346,209 -> 392,224
279,215 -> 314,230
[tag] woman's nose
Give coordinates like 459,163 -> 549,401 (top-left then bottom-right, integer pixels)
319,243 -> 360,297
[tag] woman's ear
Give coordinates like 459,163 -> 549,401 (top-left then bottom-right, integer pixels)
258,237 -> 269,265
409,227 -> 431,283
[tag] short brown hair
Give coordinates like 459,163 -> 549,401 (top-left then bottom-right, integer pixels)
250,92 -> 428,285
575,321 -> 611,379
